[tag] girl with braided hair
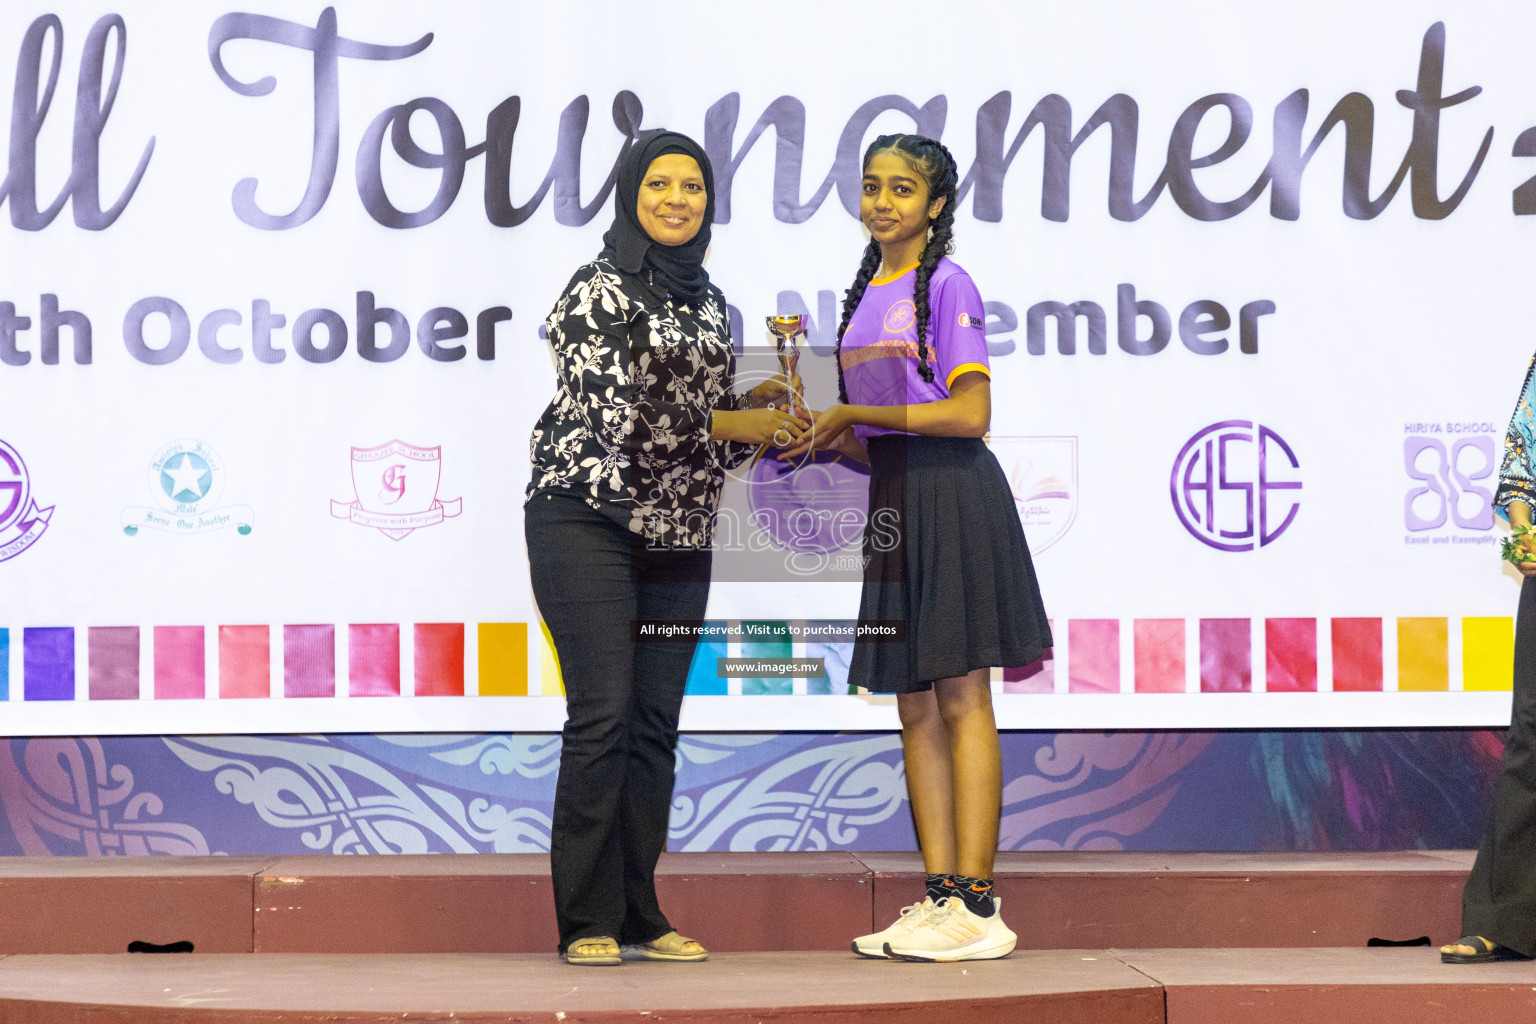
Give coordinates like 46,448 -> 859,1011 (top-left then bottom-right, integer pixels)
782,134 -> 1052,962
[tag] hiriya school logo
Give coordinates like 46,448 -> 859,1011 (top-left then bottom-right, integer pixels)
0,439 -> 53,562
331,441 -> 461,541
1171,420 -> 1301,552
883,300 -> 916,334
1402,422 -> 1497,538
993,436 -> 1078,553
123,440 -> 253,536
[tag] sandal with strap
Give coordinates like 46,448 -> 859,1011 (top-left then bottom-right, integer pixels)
623,930 -> 709,962
562,935 -> 621,966
1440,935 -> 1532,964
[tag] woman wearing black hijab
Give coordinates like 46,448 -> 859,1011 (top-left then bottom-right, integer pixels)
525,130 -> 807,965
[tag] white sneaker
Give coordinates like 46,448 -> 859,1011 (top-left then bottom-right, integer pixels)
882,896 -> 1017,962
851,898 -> 936,958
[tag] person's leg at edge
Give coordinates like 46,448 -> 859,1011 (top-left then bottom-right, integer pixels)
1445,574 -> 1536,961
527,497 -> 639,957
616,543 -> 712,952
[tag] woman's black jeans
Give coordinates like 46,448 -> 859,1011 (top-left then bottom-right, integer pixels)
1462,573 -> 1536,956
525,492 -> 711,952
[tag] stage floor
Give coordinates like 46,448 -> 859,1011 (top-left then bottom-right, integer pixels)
0,948 -> 1531,1023
0,849 -> 1476,954
0,851 -> 1507,1022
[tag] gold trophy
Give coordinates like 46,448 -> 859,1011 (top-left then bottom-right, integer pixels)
764,314 -> 806,448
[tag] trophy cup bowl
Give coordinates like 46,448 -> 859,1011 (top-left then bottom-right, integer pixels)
766,314 -> 807,345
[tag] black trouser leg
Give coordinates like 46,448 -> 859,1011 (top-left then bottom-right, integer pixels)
1462,575 -> 1536,956
617,568 -> 709,943
526,495 -> 708,952
529,497 -> 636,951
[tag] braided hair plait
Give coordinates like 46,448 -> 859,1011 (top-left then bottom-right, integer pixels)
883,136 -> 960,384
911,197 -> 956,383
834,238 -> 882,404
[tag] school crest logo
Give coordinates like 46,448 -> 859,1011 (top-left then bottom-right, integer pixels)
1171,421 -> 1301,552
331,440 -> 461,541
991,436 -> 1078,553
883,299 -> 916,333
123,440 -> 253,536
0,439 -> 53,563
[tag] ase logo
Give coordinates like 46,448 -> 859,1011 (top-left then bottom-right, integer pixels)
331,440 -> 461,541
0,438 -> 53,562
1171,420 -> 1301,552
123,440 -> 253,536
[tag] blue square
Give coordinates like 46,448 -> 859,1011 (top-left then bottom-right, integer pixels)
684,622 -> 729,695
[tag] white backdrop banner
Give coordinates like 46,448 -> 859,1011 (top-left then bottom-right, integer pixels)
0,0 -> 1530,733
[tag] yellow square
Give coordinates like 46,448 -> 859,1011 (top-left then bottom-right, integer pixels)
539,621 -> 564,696
1397,618 -> 1447,691
477,623 -> 528,696
1463,617 -> 1515,692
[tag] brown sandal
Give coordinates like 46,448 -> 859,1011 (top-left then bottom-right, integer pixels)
624,930 -> 708,962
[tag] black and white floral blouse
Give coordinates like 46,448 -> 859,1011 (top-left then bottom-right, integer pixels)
526,256 -> 757,547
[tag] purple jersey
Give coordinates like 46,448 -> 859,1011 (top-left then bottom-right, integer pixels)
839,257 -> 991,441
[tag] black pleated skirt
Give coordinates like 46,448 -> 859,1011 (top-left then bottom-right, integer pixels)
848,434 -> 1053,693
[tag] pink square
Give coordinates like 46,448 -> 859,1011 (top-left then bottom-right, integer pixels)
349,624 -> 400,697
1068,619 -> 1119,693
88,627 -> 138,701
219,626 -> 270,699
1134,619 -> 1185,693
1003,646 -> 1055,694
284,625 -> 335,698
154,626 -> 205,699
1200,619 -> 1251,692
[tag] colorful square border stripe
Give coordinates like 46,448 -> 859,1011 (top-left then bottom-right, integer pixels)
0,618 -> 1518,699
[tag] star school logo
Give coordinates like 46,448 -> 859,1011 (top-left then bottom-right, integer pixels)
123,440 -> 254,536
331,440 -> 461,541
0,438 -> 53,563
